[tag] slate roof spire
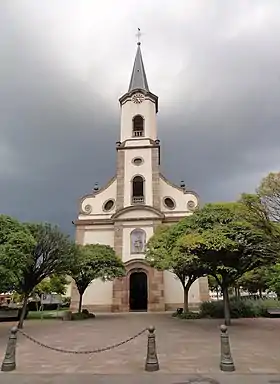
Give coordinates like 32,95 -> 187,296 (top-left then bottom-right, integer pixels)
128,39 -> 149,93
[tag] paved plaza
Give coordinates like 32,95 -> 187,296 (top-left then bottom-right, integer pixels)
0,313 -> 280,381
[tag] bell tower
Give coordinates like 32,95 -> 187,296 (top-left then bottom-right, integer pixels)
115,39 -> 161,211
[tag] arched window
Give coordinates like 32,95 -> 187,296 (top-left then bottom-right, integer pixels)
132,175 -> 144,204
132,115 -> 144,137
130,229 -> 146,254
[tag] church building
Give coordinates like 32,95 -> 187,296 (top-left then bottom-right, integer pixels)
70,41 -> 209,312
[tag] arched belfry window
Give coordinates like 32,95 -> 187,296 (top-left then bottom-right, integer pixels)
132,175 -> 145,204
132,115 -> 144,137
130,229 -> 146,254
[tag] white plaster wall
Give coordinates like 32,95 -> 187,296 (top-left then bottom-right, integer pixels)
116,209 -> 161,220
164,271 -> 200,304
125,139 -> 151,147
80,178 -> 117,218
159,177 -> 198,213
83,280 -> 113,306
122,225 -> 154,263
83,228 -> 115,247
124,148 -> 153,207
120,99 -> 157,141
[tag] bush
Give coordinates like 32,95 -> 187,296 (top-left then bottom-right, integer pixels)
71,310 -> 96,320
172,310 -> 201,319
61,297 -> 71,308
200,298 -> 280,318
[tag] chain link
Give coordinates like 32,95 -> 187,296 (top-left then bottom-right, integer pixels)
17,328 -> 147,355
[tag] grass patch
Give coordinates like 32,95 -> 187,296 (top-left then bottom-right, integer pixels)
27,310 -> 66,320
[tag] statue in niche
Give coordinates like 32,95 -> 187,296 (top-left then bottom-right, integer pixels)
131,229 -> 145,253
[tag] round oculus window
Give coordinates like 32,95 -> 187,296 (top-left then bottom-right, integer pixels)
103,199 -> 115,212
164,197 -> 175,209
132,157 -> 143,166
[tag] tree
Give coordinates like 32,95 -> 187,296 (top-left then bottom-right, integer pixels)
146,225 -> 207,312
258,172 -> 280,222
34,275 -> 68,296
0,215 -> 35,293
16,223 -> 76,328
70,244 -> 125,313
265,264 -> 280,299
208,275 -> 221,299
168,202 -> 277,325
237,267 -> 268,298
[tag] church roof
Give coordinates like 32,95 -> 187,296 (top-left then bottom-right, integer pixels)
128,43 -> 149,92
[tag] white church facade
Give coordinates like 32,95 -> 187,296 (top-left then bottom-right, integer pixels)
70,42 -> 209,312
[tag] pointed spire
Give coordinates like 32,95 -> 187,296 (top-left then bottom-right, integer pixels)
128,38 -> 149,93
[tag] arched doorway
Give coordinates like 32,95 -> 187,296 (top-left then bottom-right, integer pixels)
129,271 -> 148,311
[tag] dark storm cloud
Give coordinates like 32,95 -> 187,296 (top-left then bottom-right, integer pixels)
1,0 -> 280,234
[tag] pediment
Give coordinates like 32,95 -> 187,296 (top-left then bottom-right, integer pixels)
112,205 -> 164,221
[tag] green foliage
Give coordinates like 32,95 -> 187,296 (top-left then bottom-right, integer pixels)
16,222 -> 76,296
180,202 -> 276,283
266,263 -> 280,297
258,172 -> 280,223
208,275 -> 220,291
0,215 -> 36,293
34,275 -> 68,296
71,311 -> 96,320
172,311 -> 201,319
70,243 -> 125,312
200,298 -> 280,318
162,202 -> 277,325
240,193 -> 280,238
146,224 -> 207,311
237,267 -> 268,295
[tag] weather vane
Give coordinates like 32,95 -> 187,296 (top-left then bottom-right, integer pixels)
136,28 -> 142,45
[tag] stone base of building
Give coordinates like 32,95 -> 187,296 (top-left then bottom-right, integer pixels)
70,302 -> 202,313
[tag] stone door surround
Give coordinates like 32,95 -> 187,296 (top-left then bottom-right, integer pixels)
112,259 -> 165,312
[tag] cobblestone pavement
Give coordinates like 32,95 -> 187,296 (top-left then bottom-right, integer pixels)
0,313 -> 280,375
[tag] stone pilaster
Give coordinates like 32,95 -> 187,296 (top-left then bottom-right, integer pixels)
113,222 -> 123,258
75,225 -> 85,245
112,222 -> 124,311
199,276 -> 210,302
148,268 -> 165,312
152,147 -> 160,210
116,150 -> 125,210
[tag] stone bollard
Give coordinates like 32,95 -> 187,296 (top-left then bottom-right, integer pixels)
145,326 -> 159,372
62,310 -> 72,321
220,324 -> 235,372
1,326 -> 18,372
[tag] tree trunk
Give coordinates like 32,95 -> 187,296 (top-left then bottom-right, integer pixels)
216,288 -> 219,300
183,287 -> 189,312
78,293 -> 83,313
222,285 -> 231,326
237,287 -> 240,298
259,289 -> 263,299
18,294 -> 29,329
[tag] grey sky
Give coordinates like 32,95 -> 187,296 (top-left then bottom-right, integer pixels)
1,0 -> 280,235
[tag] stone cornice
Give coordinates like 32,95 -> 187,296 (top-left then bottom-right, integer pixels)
111,205 -> 165,220
118,88 -> 158,113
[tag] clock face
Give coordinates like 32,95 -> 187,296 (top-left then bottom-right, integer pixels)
132,93 -> 145,104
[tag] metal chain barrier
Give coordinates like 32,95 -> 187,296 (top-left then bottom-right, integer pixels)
17,327 -> 147,355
